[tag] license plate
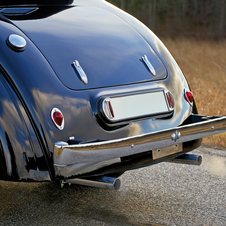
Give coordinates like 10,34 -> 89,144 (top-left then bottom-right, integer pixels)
101,90 -> 171,122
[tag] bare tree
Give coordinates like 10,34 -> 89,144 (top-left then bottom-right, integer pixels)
120,0 -> 124,10
107,0 -> 226,40
218,0 -> 225,39
148,0 -> 157,31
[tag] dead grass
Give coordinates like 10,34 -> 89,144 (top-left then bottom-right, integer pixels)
162,38 -> 226,148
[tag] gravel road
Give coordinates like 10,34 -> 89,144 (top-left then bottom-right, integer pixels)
0,146 -> 226,226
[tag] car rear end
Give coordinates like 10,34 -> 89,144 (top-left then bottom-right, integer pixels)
0,1 -> 225,187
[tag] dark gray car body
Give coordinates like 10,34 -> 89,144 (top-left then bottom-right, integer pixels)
0,0 -> 225,183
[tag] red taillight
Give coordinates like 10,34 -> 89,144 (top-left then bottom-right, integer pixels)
104,99 -> 115,119
53,111 -> 63,126
166,92 -> 175,109
108,101 -> 115,118
184,90 -> 194,104
51,108 -> 64,130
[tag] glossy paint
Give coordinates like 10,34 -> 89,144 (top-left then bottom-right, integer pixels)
0,0 -> 195,181
11,6 -> 167,90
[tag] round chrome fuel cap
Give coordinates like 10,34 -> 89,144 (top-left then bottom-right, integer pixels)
7,34 -> 26,51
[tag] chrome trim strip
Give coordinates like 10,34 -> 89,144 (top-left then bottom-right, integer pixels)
141,55 -> 156,76
72,60 -> 88,84
54,115 -> 226,173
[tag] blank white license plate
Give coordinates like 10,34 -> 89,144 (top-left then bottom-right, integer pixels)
104,90 -> 170,122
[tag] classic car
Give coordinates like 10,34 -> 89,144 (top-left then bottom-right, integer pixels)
0,0 -> 225,190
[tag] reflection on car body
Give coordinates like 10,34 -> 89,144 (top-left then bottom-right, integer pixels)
0,0 -> 225,189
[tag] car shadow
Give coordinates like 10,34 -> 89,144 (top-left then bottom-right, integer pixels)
0,180 -> 139,225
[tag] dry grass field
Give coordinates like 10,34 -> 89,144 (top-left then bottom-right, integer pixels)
162,39 -> 226,148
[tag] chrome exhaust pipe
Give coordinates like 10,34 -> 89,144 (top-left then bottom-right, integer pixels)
61,176 -> 121,190
166,154 -> 202,166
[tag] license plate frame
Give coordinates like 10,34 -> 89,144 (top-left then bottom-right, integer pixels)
100,89 -> 172,123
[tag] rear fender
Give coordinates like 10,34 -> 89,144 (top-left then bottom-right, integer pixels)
0,69 -> 51,181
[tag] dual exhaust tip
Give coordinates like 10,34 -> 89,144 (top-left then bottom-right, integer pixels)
61,176 -> 121,190
166,154 -> 202,165
60,154 -> 202,190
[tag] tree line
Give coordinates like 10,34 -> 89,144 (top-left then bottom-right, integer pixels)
107,0 -> 226,40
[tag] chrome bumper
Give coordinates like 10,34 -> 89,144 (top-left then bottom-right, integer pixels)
54,115 -> 226,177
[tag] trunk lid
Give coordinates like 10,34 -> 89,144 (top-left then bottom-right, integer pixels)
7,6 -> 167,90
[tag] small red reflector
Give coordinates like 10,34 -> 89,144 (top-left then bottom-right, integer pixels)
166,92 -> 175,109
185,91 -> 194,103
51,108 -> 64,130
53,111 -> 63,126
